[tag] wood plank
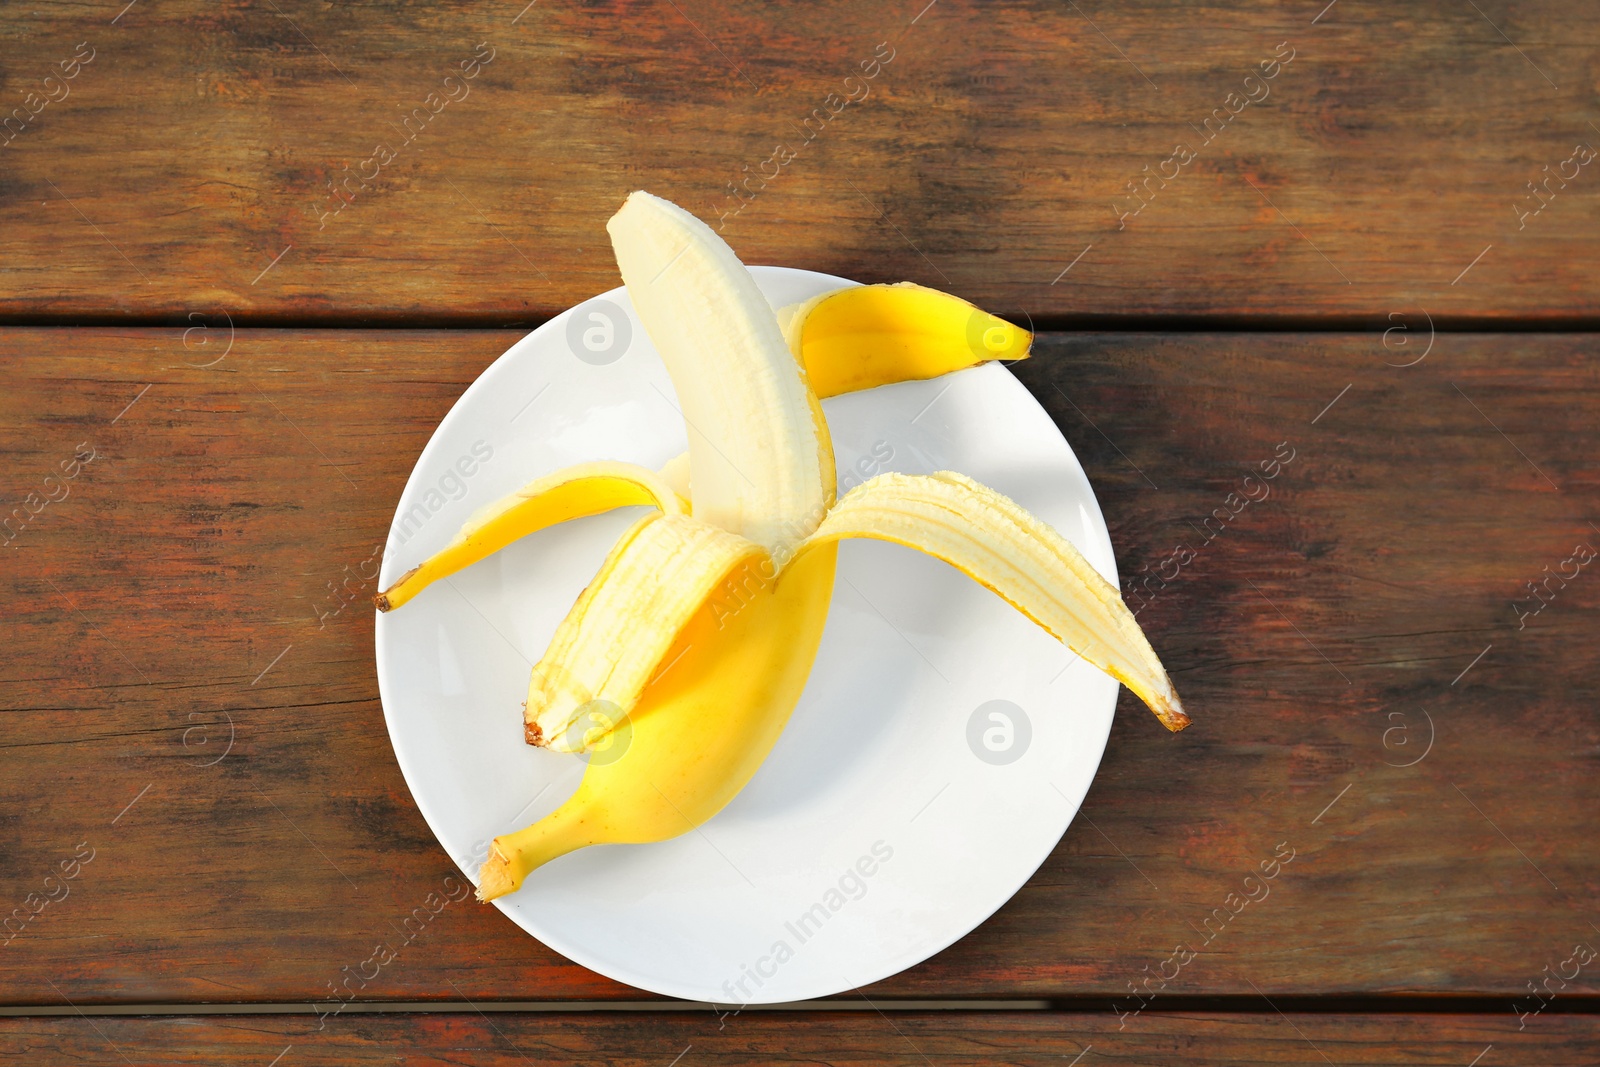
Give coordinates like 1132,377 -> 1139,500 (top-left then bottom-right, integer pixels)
0,328 -> 1596,1004
1,1011 -> 1596,1065
2,2 -> 1599,321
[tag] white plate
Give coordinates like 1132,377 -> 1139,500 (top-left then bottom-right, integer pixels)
374,267 -> 1120,1004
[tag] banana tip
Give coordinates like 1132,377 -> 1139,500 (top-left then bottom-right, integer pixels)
373,592 -> 393,612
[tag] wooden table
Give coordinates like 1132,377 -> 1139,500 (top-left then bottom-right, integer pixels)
2,1 -> 1596,1062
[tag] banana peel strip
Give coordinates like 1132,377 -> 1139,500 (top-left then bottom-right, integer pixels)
801,471 -> 1189,732
526,512 -> 767,751
375,461 -> 685,612
778,282 -> 1032,398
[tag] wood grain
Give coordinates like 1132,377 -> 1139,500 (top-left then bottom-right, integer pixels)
1,2 -> 1598,322
0,328 -> 1595,1005
2,1011 -> 1597,1066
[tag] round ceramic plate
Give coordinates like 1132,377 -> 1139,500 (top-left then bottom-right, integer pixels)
374,267 -> 1120,1004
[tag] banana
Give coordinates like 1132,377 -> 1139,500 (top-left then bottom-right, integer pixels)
377,190 -> 1187,903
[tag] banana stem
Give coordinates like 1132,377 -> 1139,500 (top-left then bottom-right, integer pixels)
476,805 -> 596,902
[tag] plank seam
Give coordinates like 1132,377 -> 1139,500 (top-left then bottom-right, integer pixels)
5,997 -> 1600,1017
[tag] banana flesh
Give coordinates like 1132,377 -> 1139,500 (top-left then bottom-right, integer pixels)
607,192 -> 833,562
658,451 -> 693,504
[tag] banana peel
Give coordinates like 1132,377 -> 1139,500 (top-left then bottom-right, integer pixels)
375,462 -> 684,613
780,281 -> 1030,398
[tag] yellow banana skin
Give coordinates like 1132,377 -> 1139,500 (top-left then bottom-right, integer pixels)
375,462 -> 683,612
781,282 -> 1030,397
479,545 -> 837,900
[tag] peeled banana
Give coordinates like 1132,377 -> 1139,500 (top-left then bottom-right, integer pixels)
377,191 -> 1187,901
